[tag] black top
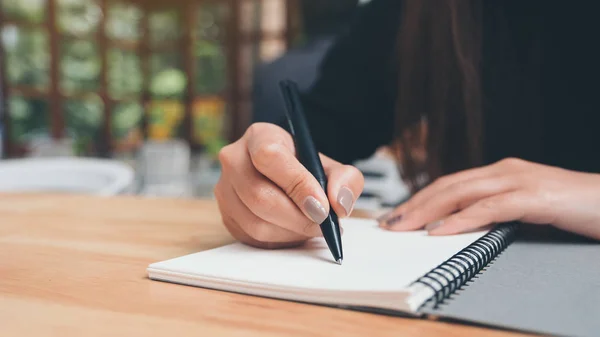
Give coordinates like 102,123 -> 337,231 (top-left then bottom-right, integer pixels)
270,1 -> 600,174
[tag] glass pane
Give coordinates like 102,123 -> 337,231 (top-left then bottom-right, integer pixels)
106,1 -> 143,41
148,10 -> 181,46
112,102 -> 143,152
240,0 -> 260,34
196,2 -> 229,40
195,41 -> 226,95
7,96 -> 50,146
150,53 -> 186,98
260,0 -> 285,33
260,38 -> 285,62
2,26 -> 49,89
192,97 -> 226,156
57,0 -> 102,36
1,0 -> 46,23
147,100 -> 185,140
60,39 -> 100,93
195,3 -> 228,95
108,49 -> 142,98
64,94 -> 104,155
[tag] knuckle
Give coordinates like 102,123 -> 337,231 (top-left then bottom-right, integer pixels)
217,144 -> 235,169
285,172 -> 312,200
498,157 -> 525,168
252,142 -> 286,171
247,122 -> 288,142
245,123 -> 264,138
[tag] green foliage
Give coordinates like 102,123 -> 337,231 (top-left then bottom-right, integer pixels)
1,0 -> 46,22
65,95 -> 103,152
60,40 -> 100,92
195,40 -> 226,95
149,10 -> 181,45
205,137 -> 226,158
150,69 -> 187,99
195,3 -> 227,95
3,0 -> 232,155
2,26 -> 49,88
8,96 -> 49,143
65,96 -> 103,132
57,0 -> 100,35
106,2 -> 142,40
150,52 -> 187,98
108,49 -> 142,97
112,103 -> 143,140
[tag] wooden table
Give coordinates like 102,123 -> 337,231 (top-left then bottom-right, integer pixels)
0,193 -> 530,337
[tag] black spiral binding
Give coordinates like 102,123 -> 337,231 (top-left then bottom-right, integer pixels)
412,223 -> 519,309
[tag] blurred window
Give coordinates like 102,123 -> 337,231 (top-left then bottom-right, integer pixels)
1,0 -> 290,158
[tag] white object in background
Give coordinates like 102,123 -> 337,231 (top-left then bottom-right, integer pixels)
353,195 -> 382,213
29,138 -> 76,157
139,184 -> 193,198
0,157 -> 134,196
353,150 -> 410,208
191,153 -> 221,199
137,140 -> 193,198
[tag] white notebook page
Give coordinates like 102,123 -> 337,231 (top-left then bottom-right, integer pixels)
148,218 -> 488,295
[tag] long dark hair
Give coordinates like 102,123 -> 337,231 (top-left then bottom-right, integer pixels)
394,0 -> 483,191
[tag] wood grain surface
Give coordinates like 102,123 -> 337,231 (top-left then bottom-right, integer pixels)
0,193 -> 531,337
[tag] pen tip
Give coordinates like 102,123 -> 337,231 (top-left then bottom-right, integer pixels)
336,258 -> 343,265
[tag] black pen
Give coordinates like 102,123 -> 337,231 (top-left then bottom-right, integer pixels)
278,79 -> 343,265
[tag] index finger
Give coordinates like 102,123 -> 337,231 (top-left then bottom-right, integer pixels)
245,123 -> 330,223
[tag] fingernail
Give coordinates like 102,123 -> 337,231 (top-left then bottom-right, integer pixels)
376,211 -> 392,222
384,214 -> 403,226
426,220 -> 443,232
304,196 -> 328,224
337,186 -> 355,216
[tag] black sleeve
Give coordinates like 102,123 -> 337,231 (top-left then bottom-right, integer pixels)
299,0 -> 404,164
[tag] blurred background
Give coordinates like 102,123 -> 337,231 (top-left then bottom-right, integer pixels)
0,0 -> 407,209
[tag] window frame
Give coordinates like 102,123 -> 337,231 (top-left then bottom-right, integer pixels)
1,0 -> 294,158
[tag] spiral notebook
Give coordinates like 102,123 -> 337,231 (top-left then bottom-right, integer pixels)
147,218 -> 516,315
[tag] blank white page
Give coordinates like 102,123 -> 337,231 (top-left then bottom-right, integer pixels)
148,218 -> 488,294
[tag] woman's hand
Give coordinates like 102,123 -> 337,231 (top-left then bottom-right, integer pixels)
215,123 -> 364,249
379,158 -> 600,241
